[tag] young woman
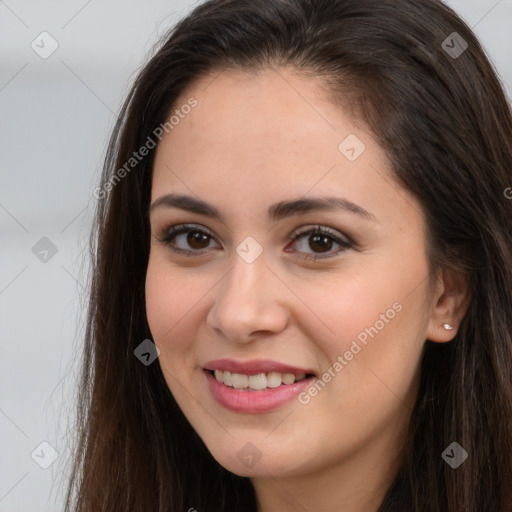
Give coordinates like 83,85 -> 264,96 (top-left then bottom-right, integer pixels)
64,0 -> 512,510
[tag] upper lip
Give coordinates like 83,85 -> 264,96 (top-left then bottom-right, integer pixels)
203,358 -> 316,376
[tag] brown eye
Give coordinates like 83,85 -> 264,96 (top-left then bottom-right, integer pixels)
287,225 -> 353,261
156,224 -> 219,255
187,231 -> 211,250
308,233 -> 334,253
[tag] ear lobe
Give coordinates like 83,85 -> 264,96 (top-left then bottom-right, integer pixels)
426,266 -> 471,343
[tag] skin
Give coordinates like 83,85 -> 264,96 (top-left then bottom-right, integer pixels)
145,66 -> 470,512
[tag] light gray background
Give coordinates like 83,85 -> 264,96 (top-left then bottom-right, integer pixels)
1,1 -> 511,510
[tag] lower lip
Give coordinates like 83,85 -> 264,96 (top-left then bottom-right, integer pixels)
204,370 -> 316,413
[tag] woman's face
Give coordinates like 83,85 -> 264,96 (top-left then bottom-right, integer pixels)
146,67 -> 437,484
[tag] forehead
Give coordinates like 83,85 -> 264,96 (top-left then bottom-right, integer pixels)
151,67 -> 420,231
154,67 -> 371,181
165,66 -> 353,151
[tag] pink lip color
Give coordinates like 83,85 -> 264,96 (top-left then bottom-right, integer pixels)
203,358 -> 317,413
203,358 -> 315,376
204,370 -> 316,413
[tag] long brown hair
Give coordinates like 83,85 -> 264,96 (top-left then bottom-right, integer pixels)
64,0 -> 512,510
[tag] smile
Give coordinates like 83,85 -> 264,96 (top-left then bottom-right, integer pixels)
202,358 -> 317,413
210,369 -> 309,390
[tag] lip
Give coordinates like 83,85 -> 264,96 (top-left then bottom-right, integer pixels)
204,370 -> 316,413
203,358 -> 316,376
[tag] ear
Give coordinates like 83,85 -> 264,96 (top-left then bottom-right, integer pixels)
425,266 -> 471,343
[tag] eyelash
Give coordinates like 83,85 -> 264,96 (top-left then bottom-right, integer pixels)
155,223 -> 353,261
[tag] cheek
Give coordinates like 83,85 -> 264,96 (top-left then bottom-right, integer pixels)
145,256 -> 200,352
288,268 -> 395,357
145,257 -> 206,407
145,259 -> 172,342
290,257 -> 427,400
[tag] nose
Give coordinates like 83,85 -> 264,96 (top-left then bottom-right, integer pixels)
206,250 -> 289,344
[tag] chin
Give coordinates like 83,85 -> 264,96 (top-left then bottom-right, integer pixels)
203,439 -> 307,478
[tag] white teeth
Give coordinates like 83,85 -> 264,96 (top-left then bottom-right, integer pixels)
282,373 -> 296,385
248,373 -> 267,390
266,372 -> 282,388
231,373 -> 248,389
211,370 -> 308,390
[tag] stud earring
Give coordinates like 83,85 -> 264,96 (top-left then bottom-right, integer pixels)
443,323 -> 454,330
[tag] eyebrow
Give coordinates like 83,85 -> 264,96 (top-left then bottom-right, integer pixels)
149,193 -> 377,223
